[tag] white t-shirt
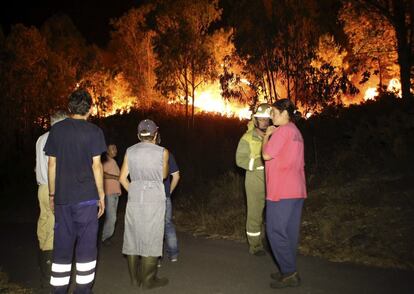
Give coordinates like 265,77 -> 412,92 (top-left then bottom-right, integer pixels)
36,131 -> 49,185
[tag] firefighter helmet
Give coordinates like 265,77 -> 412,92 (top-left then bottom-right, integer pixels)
253,103 -> 272,118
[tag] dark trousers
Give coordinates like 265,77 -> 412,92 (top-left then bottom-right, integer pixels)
266,199 -> 304,274
50,200 -> 98,294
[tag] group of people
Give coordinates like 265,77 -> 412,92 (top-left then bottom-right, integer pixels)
35,89 -> 180,293
35,87 -> 305,293
236,100 -> 307,289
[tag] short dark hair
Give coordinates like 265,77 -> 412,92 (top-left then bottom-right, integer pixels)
101,151 -> 109,164
68,89 -> 93,115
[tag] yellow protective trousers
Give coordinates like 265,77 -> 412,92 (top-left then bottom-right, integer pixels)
245,169 -> 265,253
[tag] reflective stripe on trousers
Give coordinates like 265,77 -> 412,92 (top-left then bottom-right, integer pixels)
246,231 -> 261,237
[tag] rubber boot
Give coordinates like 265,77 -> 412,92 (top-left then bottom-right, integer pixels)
127,255 -> 139,286
141,256 -> 168,290
39,250 -> 53,289
247,235 -> 265,256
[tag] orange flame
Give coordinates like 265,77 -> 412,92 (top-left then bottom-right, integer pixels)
172,83 -> 253,120
364,78 -> 402,101
387,78 -> 402,98
364,87 -> 379,101
81,75 -> 406,119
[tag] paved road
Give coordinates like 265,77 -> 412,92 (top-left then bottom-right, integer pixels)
1,222 -> 413,294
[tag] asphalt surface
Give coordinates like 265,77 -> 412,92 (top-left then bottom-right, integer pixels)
0,222 -> 413,294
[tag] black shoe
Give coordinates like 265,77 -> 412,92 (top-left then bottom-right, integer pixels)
252,249 -> 266,256
102,239 -> 112,246
270,272 -> 301,288
270,272 -> 281,280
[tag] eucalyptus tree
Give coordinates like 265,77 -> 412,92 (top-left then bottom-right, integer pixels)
1,25 -> 51,152
225,0 -> 344,107
151,0 -> 221,127
348,0 -> 413,100
109,5 -> 157,103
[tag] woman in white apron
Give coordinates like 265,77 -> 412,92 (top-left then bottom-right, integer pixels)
119,119 -> 169,290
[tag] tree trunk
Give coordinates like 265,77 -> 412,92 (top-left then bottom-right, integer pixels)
191,84 -> 195,129
396,33 -> 411,100
265,69 -> 273,101
262,75 -> 268,98
271,70 -> 277,102
359,0 -> 412,99
392,1 -> 412,100
294,75 -> 298,106
284,48 -> 291,100
184,67 -> 189,128
377,57 -> 383,91
191,62 -> 195,129
146,34 -> 152,99
287,76 -> 291,101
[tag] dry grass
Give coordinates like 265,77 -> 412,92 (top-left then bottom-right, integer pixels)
175,171 -> 247,241
174,171 -> 414,270
0,270 -> 33,294
300,173 -> 414,269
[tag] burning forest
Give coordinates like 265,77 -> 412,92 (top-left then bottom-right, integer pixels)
0,1 -> 413,290
0,0 -> 412,132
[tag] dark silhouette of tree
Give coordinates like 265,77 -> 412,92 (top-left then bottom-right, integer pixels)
301,34 -> 359,111
349,0 -> 413,100
340,2 -> 399,92
0,24 -> 51,152
226,0 -> 278,102
225,0 -> 345,108
78,70 -> 113,118
0,25 -> 4,46
40,14 -> 88,80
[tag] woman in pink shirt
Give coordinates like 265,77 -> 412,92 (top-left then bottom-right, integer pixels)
101,144 -> 122,245
262,99 -> 306,289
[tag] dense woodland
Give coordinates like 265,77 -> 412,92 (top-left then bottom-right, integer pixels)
0,0 -> 413,269
0,0 -> 412,152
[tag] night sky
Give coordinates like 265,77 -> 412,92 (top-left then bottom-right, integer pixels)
0,0 -> 142,46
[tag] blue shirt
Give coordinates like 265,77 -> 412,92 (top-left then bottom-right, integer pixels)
164,153 -> 179,198
44,118 -> 107,205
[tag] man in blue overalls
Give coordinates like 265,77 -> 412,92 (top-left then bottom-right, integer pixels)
45,89 -> 107,293
156,133 -> 180,264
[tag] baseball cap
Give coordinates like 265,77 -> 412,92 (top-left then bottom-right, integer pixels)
138,119 -> 158,136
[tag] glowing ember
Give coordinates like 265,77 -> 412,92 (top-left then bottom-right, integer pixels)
305,112 -> 313,119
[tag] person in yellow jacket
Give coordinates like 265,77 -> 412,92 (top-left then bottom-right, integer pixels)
236,103 -> 272,256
